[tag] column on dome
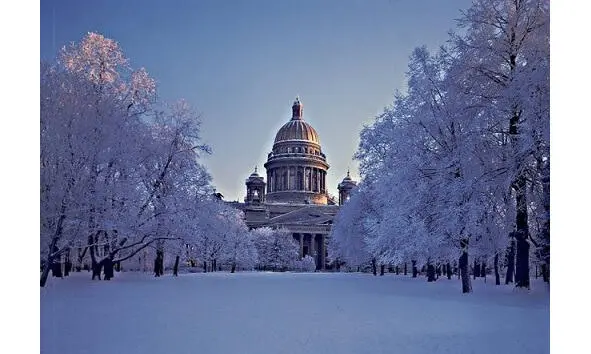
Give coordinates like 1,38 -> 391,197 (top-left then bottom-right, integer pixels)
317,169 -> 321,193
270,169 -> 275,192
315,168 -> 319,192
286,166 -> 290,191
281,167 -> 287,191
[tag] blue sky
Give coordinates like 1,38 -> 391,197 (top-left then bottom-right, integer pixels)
40,0 -> 472,202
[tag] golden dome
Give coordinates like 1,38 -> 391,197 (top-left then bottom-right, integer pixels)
273,97 -> 320,145
274,120 -> 320,145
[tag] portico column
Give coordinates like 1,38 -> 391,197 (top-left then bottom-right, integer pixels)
309,234 -> 315,259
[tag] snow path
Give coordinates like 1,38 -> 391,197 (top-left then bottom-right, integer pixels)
41,272 -> 549,354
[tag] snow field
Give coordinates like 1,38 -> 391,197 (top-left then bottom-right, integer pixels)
41,272 -> 548,354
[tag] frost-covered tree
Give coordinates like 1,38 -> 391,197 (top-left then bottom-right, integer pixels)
332,0 -> 548,293
328,185 -> 373,271
450,0 -> 550,288
251,227 -> 299,271
218,207 -> 258,272
40,32 -> 217,286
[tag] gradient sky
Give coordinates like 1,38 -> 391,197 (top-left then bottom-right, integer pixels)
40,0 -> 472,202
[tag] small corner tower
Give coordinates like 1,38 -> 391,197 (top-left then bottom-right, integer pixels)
245,166 -> 266,204
337,169 -> 357,205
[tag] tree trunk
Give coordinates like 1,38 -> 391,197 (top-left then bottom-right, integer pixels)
541,263 -> 549,283
459,239 -> 472,293
508,47 -> 531,289
89,233 -> 101,280
51,247 -> 63,278
64,248 -> 72,277
494,253 -> 501,285
103,257 -> 114,280
154,250 -> 164,277
427,263 -> 436,282
92,260 -> 102,280
446,262 -> 452,280
515,229 -> 530,289
412,260 -> 418,278
539,157 -> 550,284
173,255 -> 180,276
40,259 -> 52,287
380,264 -> 385,276
203,261 -> 207,273
371,258 -> 377,276
505,236 -> 516,284
480,261 -> 486,278
395,266 -> 399,275
404,262 -> 407,275
231,262 -> 236,273
41,204 -> 67,287
436,264 -> 441,279
473,259 -> 479,279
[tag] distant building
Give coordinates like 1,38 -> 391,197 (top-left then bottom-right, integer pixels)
228,98 -> 356,270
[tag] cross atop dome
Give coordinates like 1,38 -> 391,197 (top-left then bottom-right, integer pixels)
291,96 -> 303,120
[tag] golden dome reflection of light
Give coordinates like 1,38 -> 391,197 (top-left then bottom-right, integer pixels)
273,97 -> 320,145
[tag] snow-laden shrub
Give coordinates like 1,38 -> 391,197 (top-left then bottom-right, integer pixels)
292,255 -> 316,272
299,255 -> 316,272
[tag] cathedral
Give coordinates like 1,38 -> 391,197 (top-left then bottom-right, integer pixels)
229,97 -> 357,270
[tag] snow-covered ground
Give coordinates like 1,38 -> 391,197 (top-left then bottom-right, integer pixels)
41,272 -> 549,354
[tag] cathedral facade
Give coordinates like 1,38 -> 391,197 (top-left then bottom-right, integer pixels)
229,98 -> 356,270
